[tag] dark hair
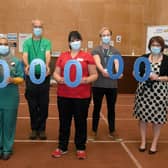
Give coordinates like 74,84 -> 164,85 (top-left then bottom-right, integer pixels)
148,36 -> 165,52
68,31 -> 82,42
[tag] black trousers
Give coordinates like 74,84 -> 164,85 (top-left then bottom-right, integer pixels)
57,97 -> 90,151
92,87 -> 117,133
25,75 -> 50,131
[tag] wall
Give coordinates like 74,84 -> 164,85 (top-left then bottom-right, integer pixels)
0,0 -> 167,56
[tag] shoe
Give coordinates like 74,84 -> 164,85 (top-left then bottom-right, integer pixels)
29,130 -> 38,140
2,153 -> 11,160
139,147 -> 146,152
76,150 -> 87,160
148,149 -> 157,154
139,144 -> 147,152
39,131 -> 47,140
88,131 -> 97,141
0,153 -> 3,159
51,148 -> 68,158
109,131 -> 122,141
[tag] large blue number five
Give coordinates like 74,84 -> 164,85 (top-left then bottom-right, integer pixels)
64,60 -> 82,87
107,54 -> 124,80
29,59 -> 46,84
0,60 -> 10,88
133,57 -> 151,82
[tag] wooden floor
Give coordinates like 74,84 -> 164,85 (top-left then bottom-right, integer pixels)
1,84 -> 168,168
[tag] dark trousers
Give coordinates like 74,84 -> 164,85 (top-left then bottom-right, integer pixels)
25,75 -> 50,131
57,97 -> 90,151
92,87 -> 117,133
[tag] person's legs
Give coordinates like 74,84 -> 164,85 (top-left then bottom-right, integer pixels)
0,109 -> 3,157
57,97 -> 73,151
3,108 -> 17,159
37,76 -> 50,139
25,76 -> 39,139
106,88 -> 117,133
74,98 -> 90,151
92,87 -> 104,133
139,120 -> 148,150
150,123 -> 162,152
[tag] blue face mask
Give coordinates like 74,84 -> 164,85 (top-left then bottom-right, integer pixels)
0,45 -> 9,55
102,36 -> 111,44
151,46 -> 161,55
33,28 -> 42,37
70,41 -> 81,51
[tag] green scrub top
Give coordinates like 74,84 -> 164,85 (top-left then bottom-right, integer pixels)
0,57 -> 24,109
23,37 -> 52,74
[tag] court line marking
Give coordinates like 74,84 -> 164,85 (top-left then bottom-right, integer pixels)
19,102 -> 133,107
17,116 -> 136,121
120,142 -> 142,168
14,139 -> 168,144
100,112 -> 142,168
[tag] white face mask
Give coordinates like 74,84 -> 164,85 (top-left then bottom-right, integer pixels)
0,45 -> 9,55
102,36 -> 111,44
151,46 -> 161,55
33,27 -> 43,37
70,41 -> 81,51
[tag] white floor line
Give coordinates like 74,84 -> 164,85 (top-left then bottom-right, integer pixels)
19,102 -> 133,107
120,142 -> 142,168
17,116 -> 136,121
100,111 -> 142,168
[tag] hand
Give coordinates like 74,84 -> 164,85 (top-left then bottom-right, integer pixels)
150,72 -> 159,81
81,77 -> 89,84
25,65 -> 29,75
57,77 -> 64,84
102,69 -> 109,78
119,73 -> 123,79
46,66 -> 50,76
7,77 -> 14,84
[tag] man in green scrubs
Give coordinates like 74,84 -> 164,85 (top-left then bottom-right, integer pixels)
0,37 -> 24,160
23,19 -> 52,140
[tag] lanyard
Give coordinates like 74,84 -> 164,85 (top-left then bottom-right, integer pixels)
32,38 -> 42,57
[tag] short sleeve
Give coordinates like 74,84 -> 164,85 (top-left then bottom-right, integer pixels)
86,52 -> 96,65
91,48 -> 100,56
55,53 -> 63,67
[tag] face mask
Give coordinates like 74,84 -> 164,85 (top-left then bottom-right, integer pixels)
102,36 -> 111,44
151,46 -> 161,55
0,45 -> 9,55
33,28 -> 42,37
70,41 -> 81,51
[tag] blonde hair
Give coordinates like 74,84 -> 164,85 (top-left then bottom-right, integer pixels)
99,27 -> 112,37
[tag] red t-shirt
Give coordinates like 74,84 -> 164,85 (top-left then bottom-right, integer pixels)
56,51 -> 95,98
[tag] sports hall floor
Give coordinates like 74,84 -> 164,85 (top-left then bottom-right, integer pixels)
0,84 -> 168,168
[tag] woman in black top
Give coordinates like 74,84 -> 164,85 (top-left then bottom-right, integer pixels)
134,36 -> 168,154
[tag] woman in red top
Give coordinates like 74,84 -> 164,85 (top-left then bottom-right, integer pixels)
52,31 -> 98,159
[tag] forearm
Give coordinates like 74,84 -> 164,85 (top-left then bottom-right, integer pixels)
22,53 -> 29,66
158,76 -> 168,82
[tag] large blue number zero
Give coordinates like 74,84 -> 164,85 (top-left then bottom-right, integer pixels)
107,54 -> 124,80
64,60 -> 82,87
29,58 -> 46,84
133,57 -> 151,82
0,60 -> 10,88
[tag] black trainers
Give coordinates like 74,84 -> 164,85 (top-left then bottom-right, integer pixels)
3,153 -> 12,160
29,130 -> 38,140
39,131 -> 47,140
109,131 -> 123,141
